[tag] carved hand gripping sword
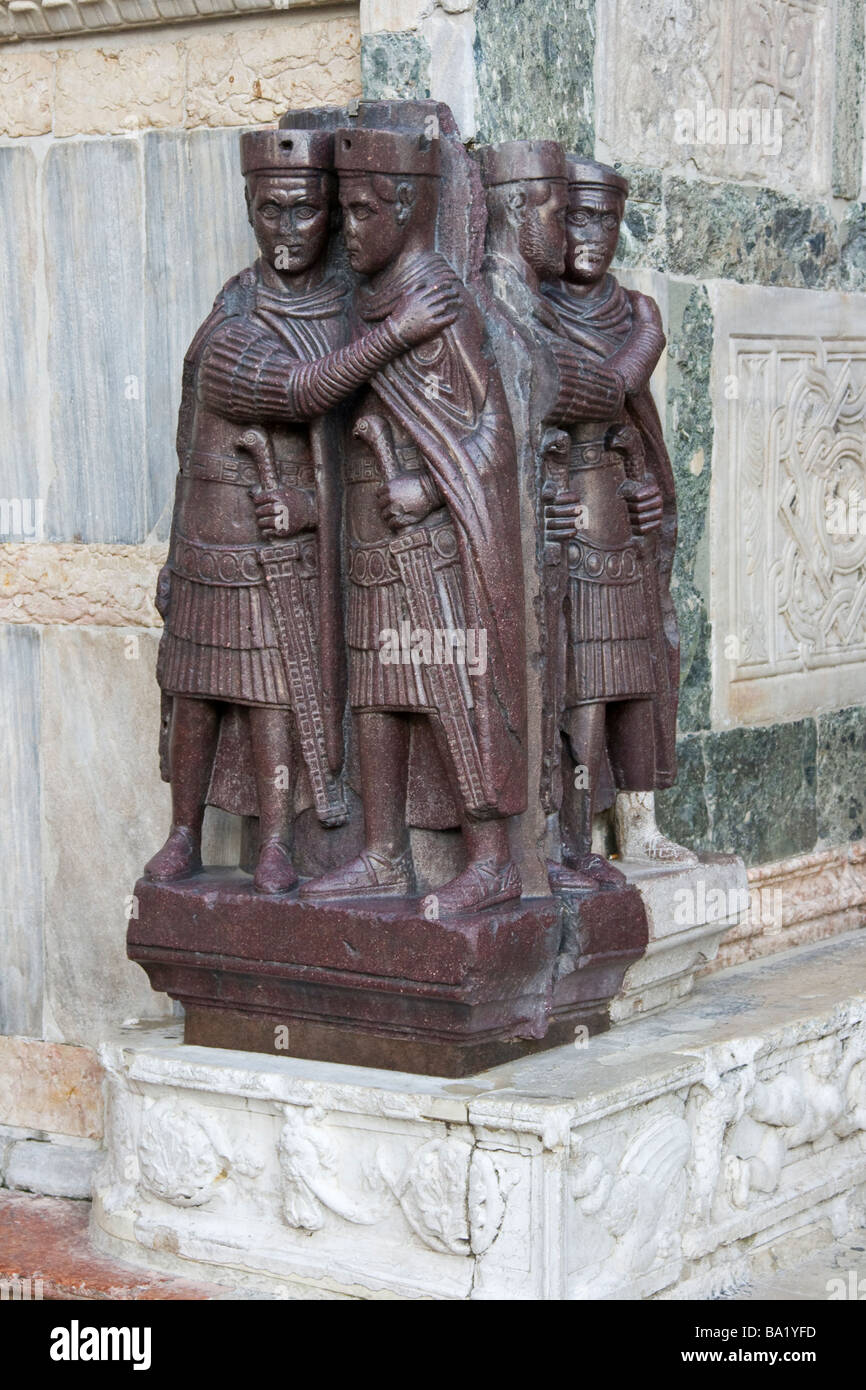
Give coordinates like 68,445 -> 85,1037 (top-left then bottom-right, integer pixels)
237,427 -> 347,827
353,414 -> 492,817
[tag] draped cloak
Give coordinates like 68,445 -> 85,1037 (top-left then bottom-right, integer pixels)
541,273 -> 679,791
354,250 -> 527,820
159,261 -> 348,818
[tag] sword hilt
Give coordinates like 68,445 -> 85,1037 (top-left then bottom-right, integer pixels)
606,420 -> 646,483
237,427 -> 280,494
353,415 -> 402,483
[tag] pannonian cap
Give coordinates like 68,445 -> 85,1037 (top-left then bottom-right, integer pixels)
240,128 -> 335,177
565,156 -> 629,198
477,140 -> 566,187
334,127 -> 440,177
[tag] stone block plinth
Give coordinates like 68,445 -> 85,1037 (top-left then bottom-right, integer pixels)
612,852 -> 748,1021
127,873 -> 648,1077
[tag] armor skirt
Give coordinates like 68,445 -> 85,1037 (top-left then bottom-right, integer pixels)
564,537 -> 655,706
158,536 -> 317,708
346,524 -> 472,712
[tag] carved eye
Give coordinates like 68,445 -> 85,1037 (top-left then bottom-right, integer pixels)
295,205 -> 317,221
260,203 -> 280,219
569,212 -> 590,227
602,214 -> 619,231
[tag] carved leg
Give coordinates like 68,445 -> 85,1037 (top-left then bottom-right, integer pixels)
300,711 -> 414,899
615,790 -> 698,865
551,702 -> 625,891
419,717 -> 521,916
358,710 -> 411,861
606,699 -> 698,865
248,705 -> 298,894
560,702 -> 605,860
144,696 -> 219,881
424,816 -> 521,917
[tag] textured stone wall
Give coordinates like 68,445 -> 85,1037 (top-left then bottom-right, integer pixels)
0,5 -> 362,1060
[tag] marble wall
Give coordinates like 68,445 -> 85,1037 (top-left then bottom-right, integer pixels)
0,4 -> 362,1059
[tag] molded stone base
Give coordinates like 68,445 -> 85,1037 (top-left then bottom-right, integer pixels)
613,852 -> 748,1020
127,873 -> 648,1076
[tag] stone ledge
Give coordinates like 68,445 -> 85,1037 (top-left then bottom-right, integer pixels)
0,1189 -> 227,1299
127,872 -> 647,1076
612,852 -> 748,1022
91,931 -> 866,1299
0,0 -> 339,46
708,841 -> 866,974
0,13 -> 362,137
3,1137 -> 101,1199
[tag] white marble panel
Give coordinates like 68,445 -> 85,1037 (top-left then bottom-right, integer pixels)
709,282 -> 866,726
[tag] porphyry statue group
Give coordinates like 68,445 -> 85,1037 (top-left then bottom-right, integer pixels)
146,104 -> 696,919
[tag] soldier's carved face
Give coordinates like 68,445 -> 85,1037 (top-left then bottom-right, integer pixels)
247,175 -> 332,276
339,174 -> 415,276
564,191 -> 622,285
516,180 -> 567,280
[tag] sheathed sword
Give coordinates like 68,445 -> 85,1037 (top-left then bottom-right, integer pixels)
607,420 -> 676,775
539,427 -> 571,815
237,427 -> 347,827
353,414 -> 491,817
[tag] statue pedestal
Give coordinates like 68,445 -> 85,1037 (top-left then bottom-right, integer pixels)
612,852 -> 749,1021
127,874 -> 648,1077
92,932 -> 866,1300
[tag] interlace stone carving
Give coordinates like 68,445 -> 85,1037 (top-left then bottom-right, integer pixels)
730,339 -> 866,680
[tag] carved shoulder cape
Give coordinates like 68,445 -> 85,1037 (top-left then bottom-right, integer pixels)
356,251 -> 528,818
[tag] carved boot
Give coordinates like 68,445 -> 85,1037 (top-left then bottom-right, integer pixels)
549,852 -> 626,893
424,858 -> 522,918
144,825 -> 202,882
614,791 -> 698,865
300,848 -> 415,901
253,837 -> 298,895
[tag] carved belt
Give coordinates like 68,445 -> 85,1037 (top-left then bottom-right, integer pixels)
568,437 -> 608,471
394,443 -> 422,471
172,537 -> 264,585
346,441 -> 423,484
181,451 -> 314,489
567,536 -> 640,583
345,455 -> 380,484
349,521 -> 459,586
171,536 -> 318,586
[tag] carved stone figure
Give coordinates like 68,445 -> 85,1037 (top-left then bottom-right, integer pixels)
542,157 -> 695,871
301,123 -> 528,916
479,142 -> 692,892
130,111 -> 650,1076
145,126 -> 456,895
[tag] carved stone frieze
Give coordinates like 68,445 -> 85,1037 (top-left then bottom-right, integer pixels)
711,285 -> 866,726
597,0 -> 831,196
0,0 -> 337,46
